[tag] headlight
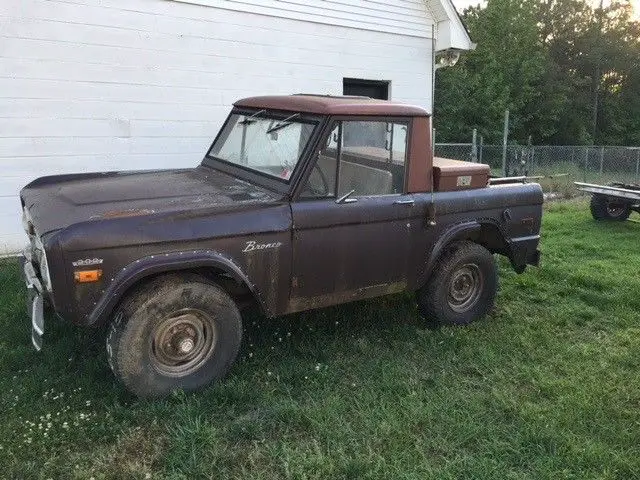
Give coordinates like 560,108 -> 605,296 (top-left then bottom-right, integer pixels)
33,235 -> 52,293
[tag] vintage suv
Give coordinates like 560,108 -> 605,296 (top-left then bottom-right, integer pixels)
20,95 -> 542,398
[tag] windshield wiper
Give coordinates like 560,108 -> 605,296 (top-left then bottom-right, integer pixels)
239,109 -> 266,125
266,113 -> 300,134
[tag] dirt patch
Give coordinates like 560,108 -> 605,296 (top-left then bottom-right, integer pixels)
74,425 -> 167,479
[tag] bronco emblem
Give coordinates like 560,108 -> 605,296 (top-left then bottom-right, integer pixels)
242,241 -> 282,253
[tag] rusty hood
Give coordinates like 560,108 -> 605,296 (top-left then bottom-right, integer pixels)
20,166 -> 281,235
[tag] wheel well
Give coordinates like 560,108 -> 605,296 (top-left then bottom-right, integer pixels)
109,267 -> 258,322
468,223 -> 509,257
421,224 -> 509,289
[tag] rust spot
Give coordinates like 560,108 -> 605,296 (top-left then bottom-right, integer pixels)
287,281 -> 406,313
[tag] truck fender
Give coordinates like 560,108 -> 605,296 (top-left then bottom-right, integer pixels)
86,250 -> 265,326
417,221 -> 482,289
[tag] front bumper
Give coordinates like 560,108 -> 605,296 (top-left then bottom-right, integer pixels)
21,255 -> 45,351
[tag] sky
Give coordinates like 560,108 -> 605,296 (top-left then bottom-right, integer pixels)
451,0 -> 640,18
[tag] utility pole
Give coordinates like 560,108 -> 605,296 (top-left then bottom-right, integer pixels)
502,109 -> 509,177
471,128 -> 477,162
591,0 -> 604,144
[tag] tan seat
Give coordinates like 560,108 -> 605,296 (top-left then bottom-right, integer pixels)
317,154 -> 393,196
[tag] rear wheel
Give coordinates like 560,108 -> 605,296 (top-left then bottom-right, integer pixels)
417,241 -> 498,326
590,194 -> 631,221
106,274 -> 242,398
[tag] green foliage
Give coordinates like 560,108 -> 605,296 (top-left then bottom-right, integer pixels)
435,0 -> 640,146
0,201 -> 639,478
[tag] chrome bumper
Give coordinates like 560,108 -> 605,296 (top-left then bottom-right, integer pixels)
22,255 -> 45,351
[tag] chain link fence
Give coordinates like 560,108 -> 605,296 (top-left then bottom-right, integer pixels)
436,143 -> 640,193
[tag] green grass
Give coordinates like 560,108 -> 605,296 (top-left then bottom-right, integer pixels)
1,200 -> 639,479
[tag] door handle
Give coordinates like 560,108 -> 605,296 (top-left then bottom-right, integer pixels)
394,199 -> 414,205
336,189 -> 357,204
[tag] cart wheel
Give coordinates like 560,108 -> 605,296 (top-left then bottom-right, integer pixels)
590,194 -> 631,221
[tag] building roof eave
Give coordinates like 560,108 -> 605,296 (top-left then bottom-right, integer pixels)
425,0 -> 474,52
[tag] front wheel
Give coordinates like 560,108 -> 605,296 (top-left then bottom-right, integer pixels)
106,274 -> 242,398
417,241 -> 498,326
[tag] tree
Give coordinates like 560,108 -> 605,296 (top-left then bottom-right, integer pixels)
434,0 -> 640,146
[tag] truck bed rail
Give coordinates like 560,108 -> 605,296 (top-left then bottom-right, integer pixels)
574,182 -> 640,201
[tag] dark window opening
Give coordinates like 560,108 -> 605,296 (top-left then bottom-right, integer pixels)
343,78 -> 390,100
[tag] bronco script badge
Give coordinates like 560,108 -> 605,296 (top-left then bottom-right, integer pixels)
242,241 -> 282,253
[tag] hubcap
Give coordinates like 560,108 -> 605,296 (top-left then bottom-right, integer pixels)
150,309 -> 217,377
447,264 -> 483,313
606,201 -> 626,217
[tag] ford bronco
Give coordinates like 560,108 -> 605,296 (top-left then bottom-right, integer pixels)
20,95 -> 542,398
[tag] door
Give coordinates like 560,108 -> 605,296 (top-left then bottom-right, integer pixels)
288,119 -> 415,312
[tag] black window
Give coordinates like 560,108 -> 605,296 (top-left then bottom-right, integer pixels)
343,78 -> 390,100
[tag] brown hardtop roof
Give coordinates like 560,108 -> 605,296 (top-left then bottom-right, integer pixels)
234,94 -> 430,117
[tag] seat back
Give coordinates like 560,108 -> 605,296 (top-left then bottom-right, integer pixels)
316,154 -> 393,196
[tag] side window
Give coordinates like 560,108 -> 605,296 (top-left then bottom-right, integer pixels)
300,124 -> 339,198
339,121 -> 408,196
300,120 -> 408,199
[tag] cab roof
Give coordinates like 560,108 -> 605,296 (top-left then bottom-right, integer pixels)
234,94 -> 430,117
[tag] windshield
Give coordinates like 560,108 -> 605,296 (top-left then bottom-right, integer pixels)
207,112 -> 317,181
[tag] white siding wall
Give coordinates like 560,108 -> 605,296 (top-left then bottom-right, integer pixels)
0,0 -> 434,254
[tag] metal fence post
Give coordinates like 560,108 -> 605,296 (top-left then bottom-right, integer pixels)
502,110 -> 509,176
599,146 -> 605,175
471,128 -> 477,162
584,147 -> 589,182
636,148 -> 640,182
432,127 -> 436,160
479,135 -> 484,164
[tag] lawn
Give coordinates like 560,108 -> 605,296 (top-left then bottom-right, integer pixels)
0,200 -> 639,479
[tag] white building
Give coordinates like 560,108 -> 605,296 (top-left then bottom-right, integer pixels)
0,0 -> 472,254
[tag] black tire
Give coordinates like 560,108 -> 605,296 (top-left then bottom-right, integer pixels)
106,274 -> 242,398
417,241 -> 498,326
590,194 -> 631,221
